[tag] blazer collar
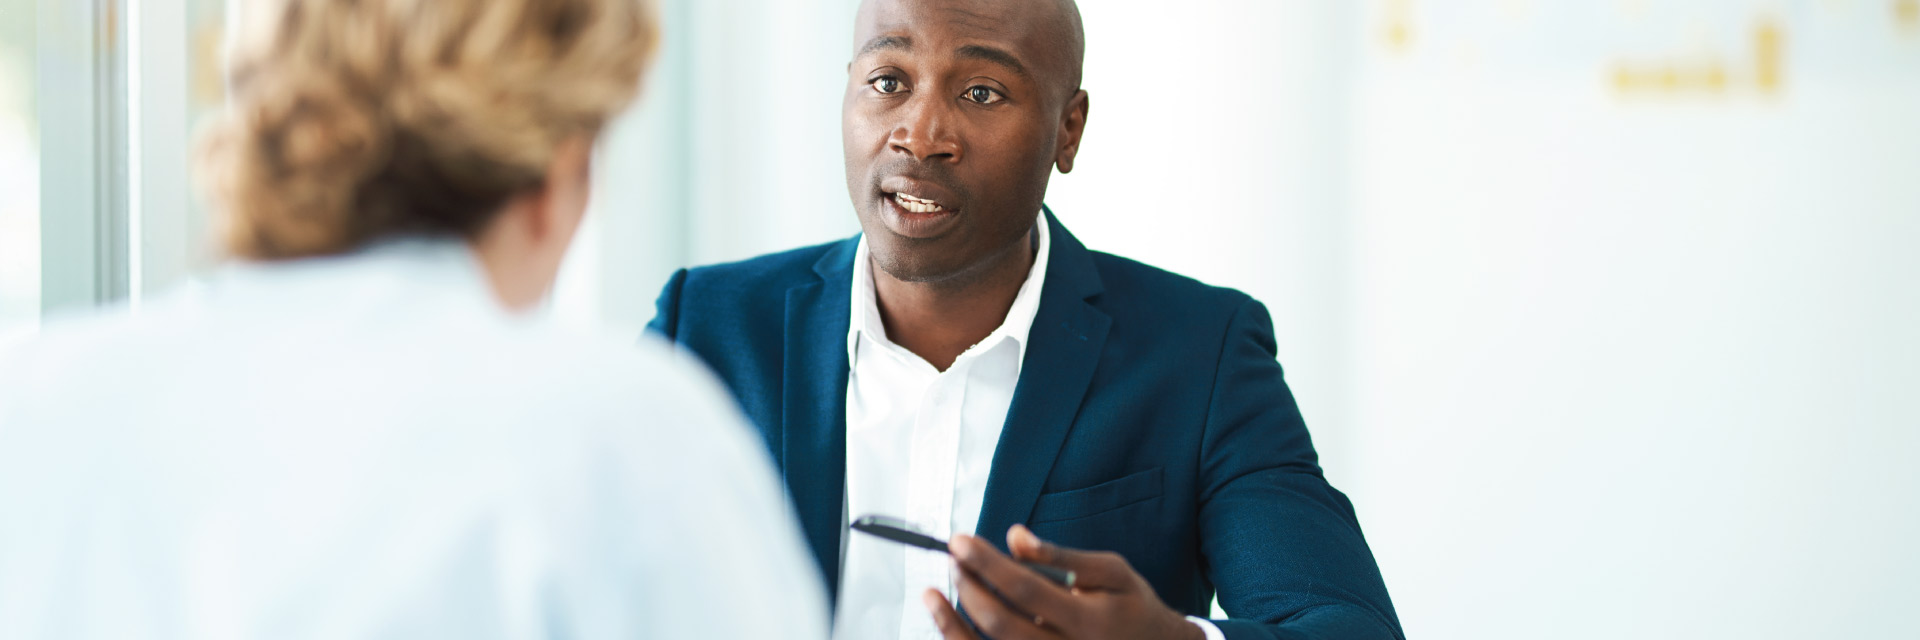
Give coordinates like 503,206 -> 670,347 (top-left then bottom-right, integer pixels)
1031,206 -> 1105,301
783,238 -> 857,601
782,207 -> 1110,595
974,207 -> 1111,548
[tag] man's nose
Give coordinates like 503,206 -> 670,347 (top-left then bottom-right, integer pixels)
887,94 -> 962,163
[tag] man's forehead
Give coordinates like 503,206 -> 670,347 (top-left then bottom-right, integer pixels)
851,0 -> 1084,97
853,0 -> 1052,54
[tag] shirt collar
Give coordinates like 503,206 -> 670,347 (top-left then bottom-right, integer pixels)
846,211 -> 1052,370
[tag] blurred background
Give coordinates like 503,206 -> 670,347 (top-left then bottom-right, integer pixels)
3,1 -> 1917,638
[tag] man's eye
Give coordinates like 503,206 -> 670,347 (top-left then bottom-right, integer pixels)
964,86 -> 1003,105
871,77 -> 904,94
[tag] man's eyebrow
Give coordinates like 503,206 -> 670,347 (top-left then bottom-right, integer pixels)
956,44 -> 1030,78
857,35 -> 912,57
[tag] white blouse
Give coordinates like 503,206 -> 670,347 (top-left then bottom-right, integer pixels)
0,239 -> 828,640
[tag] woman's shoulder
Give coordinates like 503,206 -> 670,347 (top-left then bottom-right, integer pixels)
491,323 -> 755,435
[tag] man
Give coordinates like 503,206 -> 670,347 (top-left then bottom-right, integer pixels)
647,0 -> 1401,638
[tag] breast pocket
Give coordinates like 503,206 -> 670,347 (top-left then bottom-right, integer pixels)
1029,467 -> 1164,524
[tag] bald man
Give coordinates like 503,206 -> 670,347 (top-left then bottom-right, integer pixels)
646,1 -> 1402,638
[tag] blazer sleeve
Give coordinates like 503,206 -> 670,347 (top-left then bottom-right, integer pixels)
645,268 -> 691,340
1199,299 -> 1403,640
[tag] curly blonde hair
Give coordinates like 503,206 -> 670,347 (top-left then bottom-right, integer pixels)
197,0 -> 658,260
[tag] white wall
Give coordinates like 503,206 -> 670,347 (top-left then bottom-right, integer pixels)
1346,2 -> 1920,638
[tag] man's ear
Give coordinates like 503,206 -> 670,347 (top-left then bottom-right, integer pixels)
1054,89 -> 1090,174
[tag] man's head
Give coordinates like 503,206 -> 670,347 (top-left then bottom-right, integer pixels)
843,0 -> 1089,285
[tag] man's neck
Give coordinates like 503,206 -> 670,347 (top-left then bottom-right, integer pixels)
872,232 -> 1036,372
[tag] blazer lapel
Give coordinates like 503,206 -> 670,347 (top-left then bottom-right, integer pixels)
783,239 -> 857,601
975,209 -> 1111,549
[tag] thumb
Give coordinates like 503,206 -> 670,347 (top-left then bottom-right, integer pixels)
1007,524 -> 1135,590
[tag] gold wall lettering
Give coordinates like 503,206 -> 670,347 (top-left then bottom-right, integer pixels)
1611,17 -> 1786,97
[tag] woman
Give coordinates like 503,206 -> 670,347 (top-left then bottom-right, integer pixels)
0,0 -> 827,638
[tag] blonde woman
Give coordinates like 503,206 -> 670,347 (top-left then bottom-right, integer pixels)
0,0 -> 827,638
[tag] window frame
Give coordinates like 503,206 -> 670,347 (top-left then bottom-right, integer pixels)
35,0 -> 128,312
33,0 -> 202,317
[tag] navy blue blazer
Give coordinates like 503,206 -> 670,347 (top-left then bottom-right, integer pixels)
647,210 -> 1401,640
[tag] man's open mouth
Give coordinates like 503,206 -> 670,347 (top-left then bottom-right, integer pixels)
891,192 -> 948,214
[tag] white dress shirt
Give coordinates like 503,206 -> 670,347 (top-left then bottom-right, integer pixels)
0,239 -> 829,640
834,215 -> 1050,640
831,215 -> 1221,640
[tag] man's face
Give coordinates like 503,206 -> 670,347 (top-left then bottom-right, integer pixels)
842,0 -> 1082,284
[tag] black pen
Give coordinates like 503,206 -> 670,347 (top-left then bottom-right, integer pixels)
851,515 -> 1078,588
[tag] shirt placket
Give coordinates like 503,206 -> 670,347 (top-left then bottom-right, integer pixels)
898,363 -> 966,640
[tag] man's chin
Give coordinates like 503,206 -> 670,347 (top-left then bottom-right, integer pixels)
869,249 -> 963,284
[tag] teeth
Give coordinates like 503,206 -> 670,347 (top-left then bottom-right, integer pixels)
893,193 -> 946,214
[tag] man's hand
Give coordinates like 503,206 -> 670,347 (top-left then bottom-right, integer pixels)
922,524 -> 1206,640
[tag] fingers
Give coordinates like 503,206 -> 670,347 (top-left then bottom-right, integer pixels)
1007,523 -> 1052,562
950,533 -> 1081,625
923,588 -> 981,640
954,565 -> 1066,640
1006,524 -> 1138,591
